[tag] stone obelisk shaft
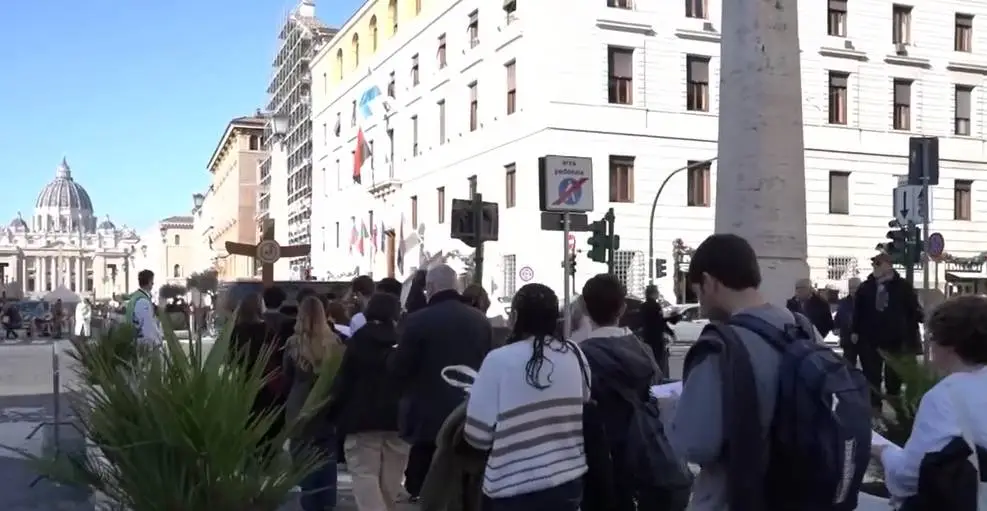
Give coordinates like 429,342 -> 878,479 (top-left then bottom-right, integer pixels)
715,0 -> 809,305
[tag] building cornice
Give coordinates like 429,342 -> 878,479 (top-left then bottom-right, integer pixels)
206,117 -> 266,173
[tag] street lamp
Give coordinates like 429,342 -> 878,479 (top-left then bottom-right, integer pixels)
647,157 -> 719,285
269,115 -> 289,137
192,193 -> 205,210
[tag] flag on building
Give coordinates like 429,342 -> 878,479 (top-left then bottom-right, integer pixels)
352,82 -> 396,185
353,129 -> 370,183
349,218 -> 358,254
359,220 -> 369,256
396,214 -> 405,273
370,221 -> 379,255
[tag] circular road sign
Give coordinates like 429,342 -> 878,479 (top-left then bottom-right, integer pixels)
518,266 -> 535,282
567,233 -> 576,252
927,232 -> 945,258
557,178 -> 583,205
256,240 -> 282,264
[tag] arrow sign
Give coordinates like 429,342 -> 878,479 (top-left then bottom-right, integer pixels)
893,184 -> 931,225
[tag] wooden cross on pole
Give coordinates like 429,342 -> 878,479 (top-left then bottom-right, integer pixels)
225,219 -> 311,288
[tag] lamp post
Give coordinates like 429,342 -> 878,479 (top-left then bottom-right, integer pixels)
647,158 -> 718,285
192,193 -> 205,211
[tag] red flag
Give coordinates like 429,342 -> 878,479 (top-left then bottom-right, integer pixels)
353,129 -> 370,183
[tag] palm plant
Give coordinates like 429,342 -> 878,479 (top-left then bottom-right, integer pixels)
26,310 -> 340,511
874,351 -> 942,446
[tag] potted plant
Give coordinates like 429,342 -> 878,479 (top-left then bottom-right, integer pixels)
861,352 -> 942,498
26,311 -> 341,511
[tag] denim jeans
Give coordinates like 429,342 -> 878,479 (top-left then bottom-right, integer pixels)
486,478 -> 582,511
293,437 -> 339,511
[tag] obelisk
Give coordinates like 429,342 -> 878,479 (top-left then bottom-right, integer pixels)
715,0 -> 809,305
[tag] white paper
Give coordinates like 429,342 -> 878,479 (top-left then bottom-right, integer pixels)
334,324 -> 351,337
651,381 -> 683,399
871,430 -> 901,451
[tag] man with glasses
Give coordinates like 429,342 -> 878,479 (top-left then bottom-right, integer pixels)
851,252 -> 923,410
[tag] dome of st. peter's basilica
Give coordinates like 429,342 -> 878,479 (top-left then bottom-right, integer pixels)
0,158 -> 140,300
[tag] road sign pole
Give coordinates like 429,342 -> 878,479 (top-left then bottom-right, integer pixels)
562,212 -> 572,339
921,151 -> 931,364
905,221 -> 916,286
472,193 -> 484,286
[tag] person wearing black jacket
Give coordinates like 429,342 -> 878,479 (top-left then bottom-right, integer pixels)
785,278 -> 834,338
851,252 -> 923,408
390,264 -> 493,501
637,285 -> 674,376
327,292 -> 408,510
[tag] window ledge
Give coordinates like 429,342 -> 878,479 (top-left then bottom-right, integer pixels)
368,178 -> 402,198
819,46 -> 868,61
459,49 -> 483,73
884,54 -> 931,69
947,61 -> 987,75
674,28 -> 720,43
596,17 -> 655,35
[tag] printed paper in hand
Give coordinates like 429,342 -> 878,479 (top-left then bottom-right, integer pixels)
650,381 -> 683,399
872,431 -> 901,450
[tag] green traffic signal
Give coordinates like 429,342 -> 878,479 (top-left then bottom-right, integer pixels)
586,220 -> 608,263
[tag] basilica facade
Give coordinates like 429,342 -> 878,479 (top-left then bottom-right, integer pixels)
0,158 -> 141,300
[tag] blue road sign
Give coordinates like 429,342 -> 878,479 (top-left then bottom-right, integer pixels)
927,232 -> 945,257
557,178 -> 584,205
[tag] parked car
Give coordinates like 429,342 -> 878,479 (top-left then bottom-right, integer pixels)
668,304 -> 705,344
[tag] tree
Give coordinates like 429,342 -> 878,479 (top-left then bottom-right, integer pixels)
186,269 -> 219,294
158,284 -> 186,301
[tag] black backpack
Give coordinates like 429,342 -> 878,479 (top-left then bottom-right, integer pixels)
730,313 -> 872,511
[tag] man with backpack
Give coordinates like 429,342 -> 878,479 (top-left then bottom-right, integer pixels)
670,234 -> 872,511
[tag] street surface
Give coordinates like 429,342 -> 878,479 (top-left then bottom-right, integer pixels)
0,336 -> 688,510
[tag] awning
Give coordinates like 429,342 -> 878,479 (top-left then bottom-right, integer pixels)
946,271 -> 985,280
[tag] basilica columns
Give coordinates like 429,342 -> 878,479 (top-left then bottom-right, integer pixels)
714,0 -> 809,305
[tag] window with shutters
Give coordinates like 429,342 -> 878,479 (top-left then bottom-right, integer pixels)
411,54 -> 420,86
609,0 -> 632,9
506,60 -> 517,115
469,82 -> 479,132
505,164 -> 516,208
828,72 -> 848,125
607,47 -> 633,105
893,5 -> 912,44
438,99 -> 446,144
687,160 -> 711,207
828,0 -> 847,36
437,34 -> 447,68
954,180 -> 972,220
686,0 -> 707,19
609,155 -> 635,203
893,79 -> 911,130
956,14 -> 974,52
370,16 -> 379,50
411,196 -> 418,227
387,71 -> 396,98
437,187 -> 446,223
956,85 -> 973,136
829,171 -> 850,214
468,10 -> 480,48
388,0 -> 398,34
411,115 -> 419,156
686,56 -> 710,112
468,175 -> 478,198
504,0 -> 517,23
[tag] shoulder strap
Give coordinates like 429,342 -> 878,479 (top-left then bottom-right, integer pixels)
567,340 -> 592,401
730,313 -> 814,353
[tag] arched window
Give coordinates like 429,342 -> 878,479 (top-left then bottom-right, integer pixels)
352,33 -> 360,68
173,264 -> 181,278
369,15 -> 378,51
388,0 -> 398,34
249,135 -> 260,150
335,49 -> 344,79
174,234 -> 180,245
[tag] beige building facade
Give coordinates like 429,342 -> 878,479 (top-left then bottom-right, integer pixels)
157,216 -> 196,287
207,116 -> 266,280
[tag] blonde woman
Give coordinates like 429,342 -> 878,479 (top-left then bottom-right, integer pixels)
283,296 -> 345,511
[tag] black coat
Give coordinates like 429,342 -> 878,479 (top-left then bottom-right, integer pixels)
326,322 -> 403,435
389,290 -> 493,443
851,273 -> 923,352
785,294 -> 835,338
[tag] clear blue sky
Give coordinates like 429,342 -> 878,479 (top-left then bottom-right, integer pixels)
0,0 -> 361,232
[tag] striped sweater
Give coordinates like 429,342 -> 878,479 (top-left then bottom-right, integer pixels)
464,337 -> 589,498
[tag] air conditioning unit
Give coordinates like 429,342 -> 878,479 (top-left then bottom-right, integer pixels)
895,43 -> 908,56
702,21 -> 715,32
844,40 -> 855,50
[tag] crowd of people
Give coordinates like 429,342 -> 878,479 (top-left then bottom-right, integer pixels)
212,234 -> 986,511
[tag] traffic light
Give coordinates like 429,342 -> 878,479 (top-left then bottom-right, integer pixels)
655,258 -> 668,279
884,226 -> 908,264
567,253 -> 577,277
587,220 -> 608,263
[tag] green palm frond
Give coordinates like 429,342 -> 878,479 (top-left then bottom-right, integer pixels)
21,310 -> 338,511
874,351 -> 942,446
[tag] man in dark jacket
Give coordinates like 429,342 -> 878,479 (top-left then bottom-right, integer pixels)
785,278 -> 834,337
389,264 -> 493,501
637,284 -> 674,377
852,252 -> 923,408
833,277 -> 862,366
